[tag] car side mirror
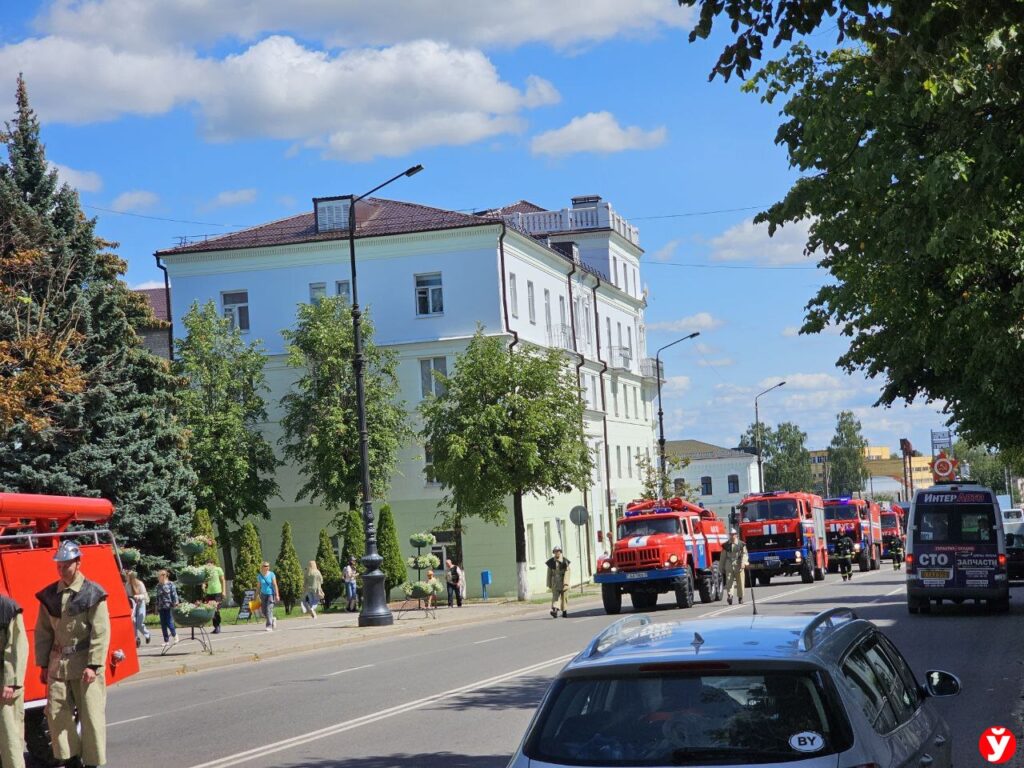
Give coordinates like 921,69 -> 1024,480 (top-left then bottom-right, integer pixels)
924,670 -> 961,697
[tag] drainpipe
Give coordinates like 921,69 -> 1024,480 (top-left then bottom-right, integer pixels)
591,275 -> 614,546
497,222 -> 519,352
154,253 -> 173,361
565,258 -> 591,576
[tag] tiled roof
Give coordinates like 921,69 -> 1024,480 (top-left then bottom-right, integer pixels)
666,439 -> 756,461
157,198 -> 498,256
476,200 -> 547,216
134,287 -> 169,321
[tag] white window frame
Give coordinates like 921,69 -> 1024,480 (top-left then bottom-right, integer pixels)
627,446 -> 633,478
612,256 -> 618,286
509,273 -> 519,318
221,290 -> 250,332
527,280 -> 536,324
544,521 -> 552,558
633,387 -> 639,418
624,385 -> 631,419
419,357 -> 447,399
559,295 -> 567,326
544,289 -> 552,332
415,273 -> 444,316
616,446 -> 622,479
336,280 -> 351,303
424,444 -> 439,485
527,523 -> 536,568
606,317 -> 612,356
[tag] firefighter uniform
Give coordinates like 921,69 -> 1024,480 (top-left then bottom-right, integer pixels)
35,570 -> 110,767
835,535 -> 855,581
887,536 -> 905,570
1,595 -> 27,768
722,535 -> 749,604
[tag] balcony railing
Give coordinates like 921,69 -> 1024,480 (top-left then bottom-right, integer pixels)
609,346 -> 633,371
502,202 -> 640,246
547,324 -> 576,352
640,357 -> 664,382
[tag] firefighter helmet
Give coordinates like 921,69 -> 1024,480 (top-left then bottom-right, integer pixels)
53,540 -> 82,562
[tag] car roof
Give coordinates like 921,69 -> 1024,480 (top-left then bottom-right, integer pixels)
565,609 -> 870,673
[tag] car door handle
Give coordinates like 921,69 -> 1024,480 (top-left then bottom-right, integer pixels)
934,736 -> 947,747
920,754 -> 934,767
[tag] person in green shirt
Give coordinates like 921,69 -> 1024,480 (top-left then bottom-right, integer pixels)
202,559 -> 226,635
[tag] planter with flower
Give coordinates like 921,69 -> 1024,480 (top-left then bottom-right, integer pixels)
177,565 -> 209,587
117,547 -> 141,567
181,535 -> 214,558
173,601 -> 215,627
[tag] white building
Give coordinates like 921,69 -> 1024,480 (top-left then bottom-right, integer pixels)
157,194 -> 657,597
665,440 -> 759,522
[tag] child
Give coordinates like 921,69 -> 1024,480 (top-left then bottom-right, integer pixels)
154,569 -> 180,648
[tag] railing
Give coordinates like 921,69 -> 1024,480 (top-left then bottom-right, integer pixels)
640,357 -> 663,382
547,324 -> 576,352
609,346 -> 633,370
502,203 -> 640,246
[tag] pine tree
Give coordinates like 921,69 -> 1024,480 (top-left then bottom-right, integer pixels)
233,521 -> 263,607
376,504 -> 406,599
189,509 -> 220,568
340,508 -> 365,568
315,528 -> 343,609
274,522 -> 303,614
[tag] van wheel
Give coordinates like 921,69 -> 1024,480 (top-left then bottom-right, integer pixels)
674,570 -> 695,609
25,707 -> 60,768
601,584 -> 622,615
919,598 -> 932,614
907,598 -> 919,614
991,596 -> 1010,614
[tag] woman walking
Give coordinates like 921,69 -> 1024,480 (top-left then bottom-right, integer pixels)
342,556 -> 359,612
126,571 -> 151,646
154,570 -> 179,648
301,560 -> 324,619
258,562 -> 280,631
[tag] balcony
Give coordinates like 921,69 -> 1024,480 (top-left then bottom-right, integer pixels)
640,357 -> 664,382
502,201 -> 640,246
609,346 -> 633,371
547,323 -> 576,352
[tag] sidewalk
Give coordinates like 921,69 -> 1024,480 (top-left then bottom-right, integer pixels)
129,587 -> 604,684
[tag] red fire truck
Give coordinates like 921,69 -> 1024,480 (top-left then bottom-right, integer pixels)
595,497 -> 728,614
736,491 -> 828,585
824,497 -> 883,571
881,503 -> 907,559
0,493 -> 140,765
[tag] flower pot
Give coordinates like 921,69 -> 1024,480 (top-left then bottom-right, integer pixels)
181,541 -> 207,557
118,548 -> 140,565
177,570 -> 207,586
173,606 -> 215,627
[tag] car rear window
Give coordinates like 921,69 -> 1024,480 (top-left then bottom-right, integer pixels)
525,671 -> 849,766
913,503 -> 996,544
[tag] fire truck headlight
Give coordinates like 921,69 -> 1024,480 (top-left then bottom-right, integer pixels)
668,554 -> 679,564
610,567 -> 618,573
601,561 -> 611,570
794,551 -> 802,561
854,543 -> 862,552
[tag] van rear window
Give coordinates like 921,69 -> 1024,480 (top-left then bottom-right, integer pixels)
914,504 -> 996,544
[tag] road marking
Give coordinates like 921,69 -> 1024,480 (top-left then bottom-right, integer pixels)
326,663 -> 375,677
473,636 -> 507,645
109,714 -> 151,727
885,586 -> 906,596
185,652 -> 576,768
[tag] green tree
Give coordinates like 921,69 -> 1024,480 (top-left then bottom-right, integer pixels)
828,411 -> 867,496
279,297 -> 410,515
274,522 -> 304,613
188,509 -> 220,568
420,329 -> 592,600
765,422 -> 813,492
376,504 -> 406,599
637,453 -> 695,501
952,441 -> 1007,493
233,521 -> 263,607
677,1 -> 1024,456
340,508 -> 365,568
0,76 -> 195,568
175,301 -> 280,578
316,528 -> 344,609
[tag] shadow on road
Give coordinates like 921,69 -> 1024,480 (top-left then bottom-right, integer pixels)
438,674 -> 551,712
274,752 -> 507,768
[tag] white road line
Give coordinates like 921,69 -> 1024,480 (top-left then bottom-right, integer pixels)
185,653 -> 577,768
885,586 -> 907,596
109,714 -> 152,727
473,636 -> 507,645
326,663 -> 376,677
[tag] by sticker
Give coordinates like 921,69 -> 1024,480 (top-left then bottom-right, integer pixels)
789,732 -> 824,753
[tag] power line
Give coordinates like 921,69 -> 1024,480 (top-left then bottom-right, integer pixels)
630,204 -> 770,220
650,261 -> 818,271
82,204 -> 250,228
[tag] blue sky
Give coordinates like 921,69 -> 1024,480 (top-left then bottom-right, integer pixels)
0,1 -> 949,455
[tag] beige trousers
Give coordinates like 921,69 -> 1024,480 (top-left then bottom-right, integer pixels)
46,675 -> 106,766
724,568 -> 745,601
0,689 -> 24,768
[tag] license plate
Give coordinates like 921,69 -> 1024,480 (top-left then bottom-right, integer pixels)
764,557 -> 780,568
921,569 -> 951,580
625,572 -> 648,580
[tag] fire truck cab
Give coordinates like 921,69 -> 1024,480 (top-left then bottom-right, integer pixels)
595,498 -> 727,614
824,497 -> 883,572
0,493 -> 140,765
881,503 -> 907,559
737,491 -> 828,585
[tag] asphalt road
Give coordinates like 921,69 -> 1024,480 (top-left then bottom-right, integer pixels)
105,568 -> 1024,768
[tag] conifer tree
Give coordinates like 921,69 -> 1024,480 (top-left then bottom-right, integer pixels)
315,528 -> 343,609
188,509 -> 220,567
340,508 -> 365,569
274,522 -> 303,613
233,521 -> 263,606
376,504 -> 406,599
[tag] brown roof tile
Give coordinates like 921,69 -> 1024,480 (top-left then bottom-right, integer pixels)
134,287 -> 169,321
477,200 -> 547,216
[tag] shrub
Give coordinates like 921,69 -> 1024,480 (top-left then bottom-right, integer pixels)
233,521 -> 263,606
316,528 -> 343,608
340,508 -> 365,567
275,522 -> 304,613
377,505 -> 406,599
189,509 -> 220,567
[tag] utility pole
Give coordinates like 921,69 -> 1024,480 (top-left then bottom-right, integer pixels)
754,382 -> 786,492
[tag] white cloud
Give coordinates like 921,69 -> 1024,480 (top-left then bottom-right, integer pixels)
662,375 -> 691,395
651,238 -> 681,263
761,373 -> 842,391
131,280 -> 164,289
647,312 -> 723,334
698,358 -> 734,368
205,188 -> 258,209
111,190 -> 158,212
710,217 -> 815,266
53,162 -> 102,192
782,325 -> 801,338
531,112 -> 666,156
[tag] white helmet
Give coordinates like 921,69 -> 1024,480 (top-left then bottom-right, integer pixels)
53,541 -> 82,562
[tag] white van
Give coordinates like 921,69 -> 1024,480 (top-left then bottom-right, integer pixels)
905,483 -> 1009,613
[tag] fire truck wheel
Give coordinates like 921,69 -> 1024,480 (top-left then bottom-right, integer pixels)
711,562 -> 724,601
870,547 -> 881,570
756,574 -> 772,587
857,551 -> 870,572
698,568 -> 715,604
800,560 -> 814,584
674,570 -> 695,609
24,707 -> 60,768
813,564 -> 825,581
601,584 -> 622,615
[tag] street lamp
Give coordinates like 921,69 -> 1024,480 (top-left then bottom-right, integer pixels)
348,164 -> 423,627
655,332 -> 701,496
754,381 -> 786,492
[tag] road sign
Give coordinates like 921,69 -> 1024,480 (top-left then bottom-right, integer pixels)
569,505 -> 588,527
931,429 -> 953,450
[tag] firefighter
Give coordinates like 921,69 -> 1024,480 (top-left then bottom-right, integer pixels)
722,529 -> 748,605
1,591 -> 27,768
34,541 -> 110,768
888,535 -> 905,571
834,528 -> 856,582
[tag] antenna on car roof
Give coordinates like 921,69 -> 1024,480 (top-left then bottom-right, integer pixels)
747,565 -> 758,616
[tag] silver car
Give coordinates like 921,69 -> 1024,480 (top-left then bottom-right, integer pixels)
509,609 -> 959,767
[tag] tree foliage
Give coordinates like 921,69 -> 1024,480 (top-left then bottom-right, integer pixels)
952,441 -> 1008,493
376,504 -> 406,599
679,1 -> 1024,455
739,421 -> 812,492
419,329 -> 592,600
637,453 -> 695,501
188,509 -> 220,568
233,521 -> 263,606
828,411 -> 867,496
340,508 -> 365,569
280,297 -> 410,514
274,521 -> 304,613
175,301 -> 279,577
315,528 -> 343,608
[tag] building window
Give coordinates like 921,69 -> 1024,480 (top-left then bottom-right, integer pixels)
424,444 -> 438,485
701,476 -> 713,496
591,377 -> 599,409
627,447 -> 633,478
309,282 -> 327,304
624,268 -> 630,295
616,446 -> 622,478
509,273 -> 518,318
674,478 -> 688,495
415,273 -> 444,315
606,317 -> 612,356
612,381 -> 619,417
336,280 -> 351,302
584,303 -> 593,346
728,474 -> 740,494
627,326 -> 633,354
222,290 -> 249,332
559,295 -> 567,326
632,388 -> 639,418
543,521 -> 552,557
420,357 -> 447,398
526,523 -> 536,568
624,385 -> 631,419
544,289 -> 552,331
612,256 -> 618,286
527,280 -> 536,324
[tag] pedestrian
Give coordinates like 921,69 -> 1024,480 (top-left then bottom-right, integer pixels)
545,546 -> 570,618
722,529 -> 749,605
202,558 -> 226,635
34,540 -> 110,768
424,570 -> 440,609
301,561 -> 324,619
257,562 -> 280,632
342,557 -> 359,613
0,590 -> 27,768
835,529 -> 855,582
125,571 -> 151,647
153,570 -> 180,648
444,558 -> 463,608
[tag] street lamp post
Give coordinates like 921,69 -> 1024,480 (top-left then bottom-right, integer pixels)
655,332 -> 701,496
348,164 -> 423,627
754,381 -> 786,493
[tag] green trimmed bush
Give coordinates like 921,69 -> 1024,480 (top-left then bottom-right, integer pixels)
316,528 -> 343,608
275,522 -> 304,613
377,505 -> 406,599
341,508 -> 365,567
233,521 -> 263,606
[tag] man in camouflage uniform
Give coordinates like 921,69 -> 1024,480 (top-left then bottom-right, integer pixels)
35,541 -> 110,768
1,591 -> 27,768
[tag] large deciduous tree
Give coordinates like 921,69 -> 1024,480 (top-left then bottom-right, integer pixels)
175,301 -> 279,577
766,422 -> 813,492
952,441 -> 1008,494
828,411 -> 867,496
678,1 -> 1024,456
419,329 -> 592,600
